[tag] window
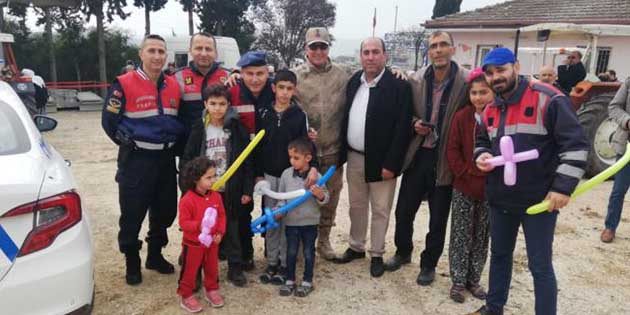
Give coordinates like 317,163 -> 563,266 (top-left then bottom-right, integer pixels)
596,47 -> 611,74
0,102 -> 31,155
476,45 -> 501,67
174,53 -> 188,68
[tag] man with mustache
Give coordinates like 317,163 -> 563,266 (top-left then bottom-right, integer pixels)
469,47 -> 588,315
383,31 -> 469,287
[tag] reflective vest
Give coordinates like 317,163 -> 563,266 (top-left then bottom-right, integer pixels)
117,70 -> 184,150
174,64 -> 228,130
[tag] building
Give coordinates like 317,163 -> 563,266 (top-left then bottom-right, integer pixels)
423,0 -> 630,79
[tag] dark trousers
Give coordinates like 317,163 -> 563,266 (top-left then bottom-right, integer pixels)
239,201 -> 254,261
486,208 -> 558,315
117,148 -> 177,253
394,148 -> 452,269
285,225 -> 318,283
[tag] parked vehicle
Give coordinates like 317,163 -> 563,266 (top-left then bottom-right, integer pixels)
0,81 -> 94,315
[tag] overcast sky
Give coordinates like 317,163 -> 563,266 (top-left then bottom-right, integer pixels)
44,0 -> 506,39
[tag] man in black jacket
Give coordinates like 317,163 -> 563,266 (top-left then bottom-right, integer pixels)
333,37 -> 413,277
557,50 -> 586,95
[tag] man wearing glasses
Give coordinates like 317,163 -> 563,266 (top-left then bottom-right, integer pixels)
557,50 -> 586,95
293,27 -> 351,260
383,31 -> 470,287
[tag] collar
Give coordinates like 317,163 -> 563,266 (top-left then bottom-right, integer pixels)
492,75 -> 529,107
189,61 -> 219,77
424,61 -> 458,82
360,68 -> 386,88
192,188 -> 210,198
293,168 -> 309,179
306,57 -> 332,73
137,66 -> 165,87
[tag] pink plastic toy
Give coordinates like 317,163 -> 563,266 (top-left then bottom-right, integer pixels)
198,207 -> 217,247
487,136 -> 539,186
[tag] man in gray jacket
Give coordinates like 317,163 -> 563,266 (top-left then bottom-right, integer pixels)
293,27 -> 351,260
384,31 -> 469,286
601,77 -> 630,243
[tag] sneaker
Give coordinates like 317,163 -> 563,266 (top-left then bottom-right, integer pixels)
295,281 -> 314,297
204,290 -> 224,308
279,280 -> 296,296
601,228 -> 615,243
259,265 -> 278,284
180,296 -> 203,313
450,284 -> 466,303
271,266 -> 287,285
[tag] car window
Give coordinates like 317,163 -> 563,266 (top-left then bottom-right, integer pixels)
0,102 -> 30,155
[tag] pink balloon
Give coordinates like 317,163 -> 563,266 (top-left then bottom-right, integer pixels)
485,136 -> 539,186
198,207 -> 217,247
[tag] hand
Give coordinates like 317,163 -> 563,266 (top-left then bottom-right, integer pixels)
255,176 -> 265,183
274,213 -> 283,221
310,185 -> 325,201
475,153 -> 495,172
225,73 -> 241,87
241,195 -> 252,205
391,68 -> 408,81
544,192 -> 570,212
305,167 -> 318,188
308,127 -> 318,141
213,234 -> 223,244
381,168 -> 395,180
414,120 -> 432,135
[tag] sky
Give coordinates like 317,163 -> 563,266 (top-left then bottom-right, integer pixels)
23,0 -> 508,55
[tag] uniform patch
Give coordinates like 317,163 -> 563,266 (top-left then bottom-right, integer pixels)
106,98 -> 122,114
184,76 -> 193,85
113,90 -> 122,98
170,98 -> 176,107
524,106 -> 535,117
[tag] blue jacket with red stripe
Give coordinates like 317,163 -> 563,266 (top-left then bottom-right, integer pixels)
102,69 -> 184,150
474,76 -> 589,213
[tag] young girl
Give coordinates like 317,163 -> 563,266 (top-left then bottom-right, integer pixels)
446,68 -> 494,303
178,157 -> 226,313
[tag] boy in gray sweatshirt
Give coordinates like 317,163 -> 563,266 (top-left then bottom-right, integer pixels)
276,138 -> 329,297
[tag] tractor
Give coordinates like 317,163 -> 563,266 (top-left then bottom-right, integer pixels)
516,23 -> 629,177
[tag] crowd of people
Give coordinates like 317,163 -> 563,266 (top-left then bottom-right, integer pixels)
100,27 -> 614,315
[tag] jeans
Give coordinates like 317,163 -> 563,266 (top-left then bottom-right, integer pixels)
605,154 -> 630,231
486,208 -> 558,315
285,225 -> 318,283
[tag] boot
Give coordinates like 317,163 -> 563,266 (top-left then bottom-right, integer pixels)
146,243 -> 175,274
317,226 -> 336,260
125,250 -> 142,285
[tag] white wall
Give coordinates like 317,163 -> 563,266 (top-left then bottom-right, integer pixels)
448,30 -> 630,80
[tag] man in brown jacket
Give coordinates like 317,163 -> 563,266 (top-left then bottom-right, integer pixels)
293,27 -> 351,260
383,31 -> 470,286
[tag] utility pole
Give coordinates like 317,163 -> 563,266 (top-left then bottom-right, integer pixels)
392,5 -> 398,66
372,8 -> 376,37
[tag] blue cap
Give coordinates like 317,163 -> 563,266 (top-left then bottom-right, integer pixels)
237,50 -> 267,68
482,47 -> 516,70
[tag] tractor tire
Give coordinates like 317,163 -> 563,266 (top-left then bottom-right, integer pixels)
577,92 -> 617,177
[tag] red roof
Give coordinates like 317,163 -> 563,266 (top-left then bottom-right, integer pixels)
425,0 -> 630,29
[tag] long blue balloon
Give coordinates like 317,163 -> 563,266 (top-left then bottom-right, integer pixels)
251,166 -> 336,234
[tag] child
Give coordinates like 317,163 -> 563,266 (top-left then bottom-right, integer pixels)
276,138 -> 329,297
177,157 -> 226,313
181,83 -> 254,287
255,69 -> 312,285
446,68 -> 493,303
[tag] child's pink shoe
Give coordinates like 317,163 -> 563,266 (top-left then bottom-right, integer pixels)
180,295 -> 203,313
205,289 -> 224,308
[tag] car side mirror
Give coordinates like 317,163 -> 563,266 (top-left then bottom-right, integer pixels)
34,115 -> 57,132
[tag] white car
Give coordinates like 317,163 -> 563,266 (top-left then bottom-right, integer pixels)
0,81 -> 94,314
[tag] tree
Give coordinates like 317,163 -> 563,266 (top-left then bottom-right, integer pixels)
82,0 -> 128,95
197,0 -> 263,53
133,0 -> 168,35
252,0 -> 336,67
432,0 -> 463,19
178,0 -> 196,35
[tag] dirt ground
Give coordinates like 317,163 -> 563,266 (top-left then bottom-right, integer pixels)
45,111 -> 630,315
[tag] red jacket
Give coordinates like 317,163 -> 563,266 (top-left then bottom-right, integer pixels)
447,105 -> 486,201
179,190 -> 226,246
